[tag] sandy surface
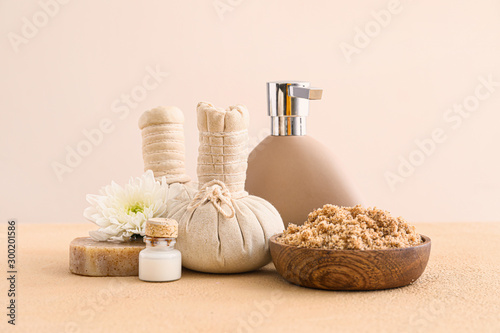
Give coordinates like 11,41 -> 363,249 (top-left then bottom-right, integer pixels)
1,222 -> 500,333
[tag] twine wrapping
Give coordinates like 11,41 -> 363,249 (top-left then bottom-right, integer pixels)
196,102 -> 249,198
139,106 -> 191,184
187,180 -> 235,218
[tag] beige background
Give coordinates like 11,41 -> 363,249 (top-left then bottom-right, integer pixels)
1,0 -> 500,224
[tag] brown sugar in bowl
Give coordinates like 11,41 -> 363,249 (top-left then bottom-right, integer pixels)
269,234 -> 431,291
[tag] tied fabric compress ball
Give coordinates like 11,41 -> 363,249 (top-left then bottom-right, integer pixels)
167,102 -> 284,273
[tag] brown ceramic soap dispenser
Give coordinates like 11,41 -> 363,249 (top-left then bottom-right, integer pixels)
246,81 -> 363,227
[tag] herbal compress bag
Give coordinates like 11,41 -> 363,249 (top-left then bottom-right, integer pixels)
167,102 -> 284,273
138,106 -> 196,210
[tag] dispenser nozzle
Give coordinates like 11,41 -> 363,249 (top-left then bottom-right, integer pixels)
288,86 -> 323,100
267,81 -> 323,136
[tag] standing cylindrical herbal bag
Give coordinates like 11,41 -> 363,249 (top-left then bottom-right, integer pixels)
138,106 -> 197,210
167,102 -> 284,273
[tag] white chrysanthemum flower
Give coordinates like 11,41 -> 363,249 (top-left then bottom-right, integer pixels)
84,170 -> 168,242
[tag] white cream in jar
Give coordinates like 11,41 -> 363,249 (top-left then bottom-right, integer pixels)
139,218 -> 182,282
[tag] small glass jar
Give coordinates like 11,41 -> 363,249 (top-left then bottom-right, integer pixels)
139,218 -> 182,282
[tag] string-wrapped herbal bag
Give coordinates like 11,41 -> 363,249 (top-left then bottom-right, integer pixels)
139,106 -> 196,211
167,102 -> 284,273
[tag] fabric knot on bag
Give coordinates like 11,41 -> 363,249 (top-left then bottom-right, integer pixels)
187,180 -> 236,218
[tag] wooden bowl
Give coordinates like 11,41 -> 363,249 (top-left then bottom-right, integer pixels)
269,234 -> 431,291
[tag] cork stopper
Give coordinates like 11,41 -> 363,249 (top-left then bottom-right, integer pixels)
144,218 -> 178,238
